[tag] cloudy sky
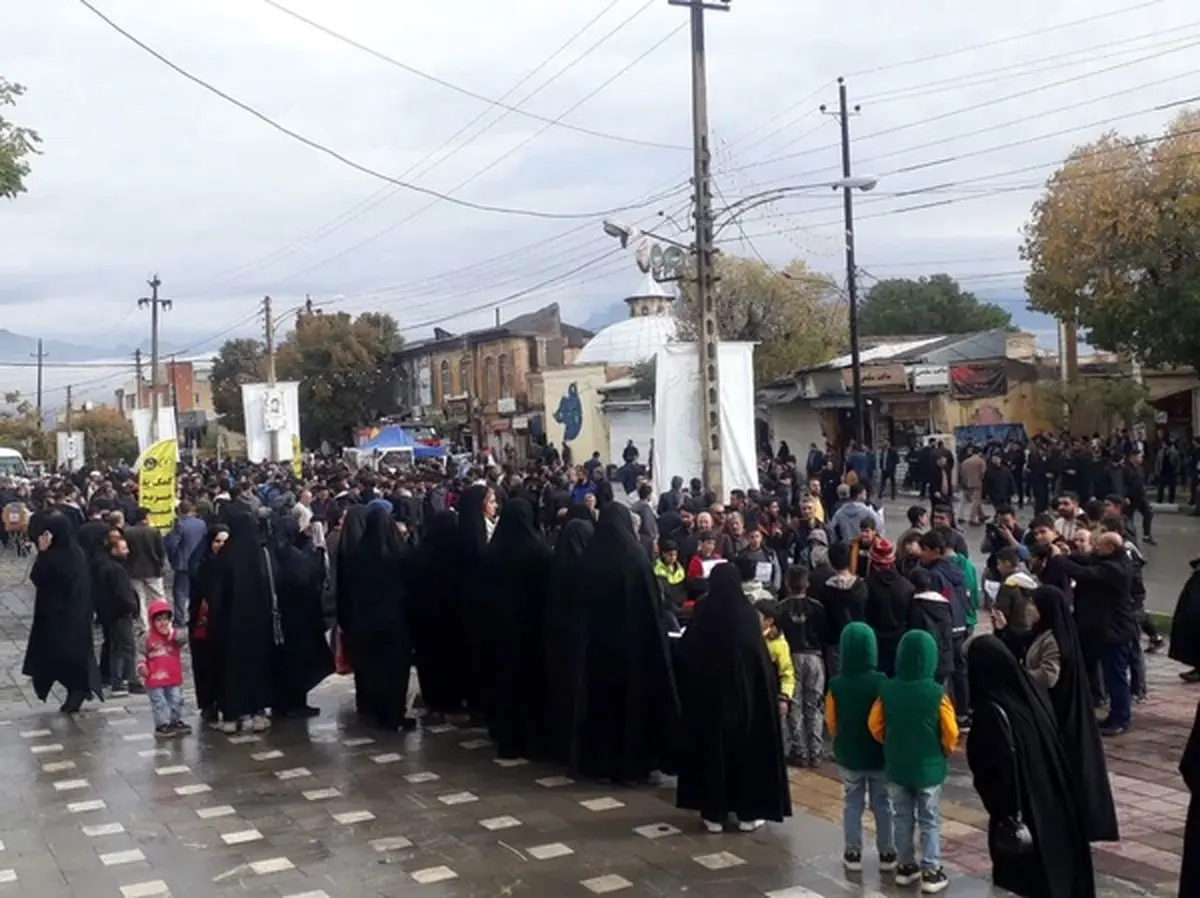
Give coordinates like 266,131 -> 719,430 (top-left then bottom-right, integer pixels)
1,0 -> 1197,402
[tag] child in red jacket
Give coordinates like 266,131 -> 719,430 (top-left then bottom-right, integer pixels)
138,599 -> 192,740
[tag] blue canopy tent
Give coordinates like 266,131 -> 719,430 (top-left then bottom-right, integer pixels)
358,425 -> 447,460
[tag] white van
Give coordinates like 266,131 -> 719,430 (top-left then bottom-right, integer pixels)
0,448 -> 28,479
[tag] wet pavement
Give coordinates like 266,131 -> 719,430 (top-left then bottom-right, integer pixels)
0,554 -> 1006,897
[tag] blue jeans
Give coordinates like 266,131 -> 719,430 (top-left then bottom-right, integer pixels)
888,783 -> 942,870
1102,642 -> 1133,729
148,685 -> 184,728
841,768 -> 894,854
171,571 -> 190,628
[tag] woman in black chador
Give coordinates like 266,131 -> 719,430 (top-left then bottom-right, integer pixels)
344,505 -> 411,730
405,510 -> 466,719
542,517 -> 593,765
483,497 -> 552,760
186,524 -> 229,721
675,562 -> 791,832
1181,701 -> 1200,898
966,635 -> 1095,898
565,503 -> 679,783
455,485 -> 493,721
22,513 -> 102,712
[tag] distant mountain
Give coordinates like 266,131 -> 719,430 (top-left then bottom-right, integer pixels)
0,329 -> 112,363
580,303 -> 627,333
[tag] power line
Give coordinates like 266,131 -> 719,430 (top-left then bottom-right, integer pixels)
204,0 -> 655,287
264,0 -> 686,152
76,0 -> 681,223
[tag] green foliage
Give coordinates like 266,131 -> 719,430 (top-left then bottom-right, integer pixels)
209,338 -> 266,434
0,391 -> 50,458
1021,110 -> 1200,374
1033,377 -> 1150,434
675,255 -> 847,384
276,310 -> 403,447
69,406 -> 138,463
859,274 -> 1012,337
0,78 -> 40,200
630,359 -> 656,401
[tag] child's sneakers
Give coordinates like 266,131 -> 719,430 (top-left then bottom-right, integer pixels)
170,720 -> 192,737
154,725 -> 174,741
920,867 -> 949,893
895,863 -> 922,886
842,849 -> 862,872
878,850 -> 898,872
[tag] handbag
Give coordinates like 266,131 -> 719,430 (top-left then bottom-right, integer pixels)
991,702 -> 1035,856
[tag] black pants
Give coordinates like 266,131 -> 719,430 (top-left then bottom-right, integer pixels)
1129,497 -> 1154,538
1158,477 -> 1177,504
1013,471 -> 1026,506
1079,636 -> 1107,706
879,469 -> 897,500
950,630 -> 970,717
100,618 -> 136,686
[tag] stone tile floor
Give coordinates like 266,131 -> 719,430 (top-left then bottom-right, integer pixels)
0,551 -> 1189,895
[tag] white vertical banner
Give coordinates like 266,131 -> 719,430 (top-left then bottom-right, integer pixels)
55,430 -> 85,471
240,382 -> 301,463
651,342 -> 758,497
132,407 -> 178,456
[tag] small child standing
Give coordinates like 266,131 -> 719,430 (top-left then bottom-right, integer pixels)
753,599 -> 796,738
137,600 -> 192,740
869,629 -> 957,894
825,622 -> 895,874
777,565 -> 829,766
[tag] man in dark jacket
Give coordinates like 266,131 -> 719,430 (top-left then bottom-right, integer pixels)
863,539 -> 913,677
164,500 -> 208,625
1124,450 -> 1156,544
1059,532 -> 1138,735
95,535 -> 141,695
124,506 -> 166,630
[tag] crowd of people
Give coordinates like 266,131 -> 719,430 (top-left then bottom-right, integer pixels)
2,434 -> 1198,897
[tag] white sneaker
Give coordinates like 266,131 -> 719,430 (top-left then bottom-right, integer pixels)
219,720 -> 238,735
737,819 -> 764,833
702,819 -> 724,834
250,715 -> 270,732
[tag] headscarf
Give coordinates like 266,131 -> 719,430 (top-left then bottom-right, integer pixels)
487,496 -> 543,561
455,485 -> 490,562
554,518 -> 593,559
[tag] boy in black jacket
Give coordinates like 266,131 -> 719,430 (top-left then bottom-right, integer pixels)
96,536 -> 142,696
777,565 -> 829,767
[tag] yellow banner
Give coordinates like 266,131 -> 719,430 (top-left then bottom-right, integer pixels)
291,434 -> 303,478
138,439 -> 178,531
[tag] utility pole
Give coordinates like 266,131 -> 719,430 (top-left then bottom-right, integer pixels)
670,0 -> 727,497
138,275 -> 172,442
133,349 -> 143,411
30,339 -> 46,428
65,385 -> 72,432
825,76 -> 865,448
263,295 -> 278,462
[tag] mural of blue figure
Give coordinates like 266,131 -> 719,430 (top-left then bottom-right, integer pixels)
553,382 -> 584,442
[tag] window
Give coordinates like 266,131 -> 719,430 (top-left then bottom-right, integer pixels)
439,360 -> 451,401
459,358 -> 471,396
498,354 -> 513,399
484,356 -> 498,402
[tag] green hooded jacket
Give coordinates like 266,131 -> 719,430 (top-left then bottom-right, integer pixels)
828,622 -> 886,772
878,629 -> 950,790
949,552 -> 980,627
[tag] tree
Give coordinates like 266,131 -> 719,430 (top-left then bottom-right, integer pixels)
1033,378 -> 1150,435
1021,111 -> 1200,373
0,78 -> 40,200
275,310 -> 402,446
69,407 -> 138,463
858,274 -> 1012,337
675,255 -> 848,384
209,338 -> 266,434
0,391 -> 49,458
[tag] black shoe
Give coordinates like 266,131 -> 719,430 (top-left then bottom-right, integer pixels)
921,867 -> 949,894
895,863 -> 922,886
1100,723 -> 1129,737
108,683 -> 130,698
1147,636 -> 1165,653
842,849 -> 862,872
956,714 -> 972,731
1181,669 -> 1200,684
127,682 -> 145,695
879,850 -> 898,872
1144,536 -> 1157,545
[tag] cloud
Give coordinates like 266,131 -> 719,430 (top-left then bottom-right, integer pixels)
0,0 -> 1195,374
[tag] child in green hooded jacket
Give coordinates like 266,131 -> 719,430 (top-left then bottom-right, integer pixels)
869,629 -> 958,894
824,622 -> 896,874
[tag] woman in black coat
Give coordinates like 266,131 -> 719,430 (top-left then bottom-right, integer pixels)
22,513 -> 102,712
542,517 -> 593,765
676,562 -> 791,832
405,510 -> 466,719
186,525 -> 229,721
1181,701 -> 1200,898
966,635 -> 1095,898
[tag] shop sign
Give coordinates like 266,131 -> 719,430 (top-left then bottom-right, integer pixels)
843,363 -> 907,390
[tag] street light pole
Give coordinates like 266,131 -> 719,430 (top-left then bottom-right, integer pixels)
670,0 -> 728,497
828,76 -> 866,447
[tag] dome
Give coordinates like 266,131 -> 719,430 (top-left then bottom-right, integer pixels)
574,314 -> 678,366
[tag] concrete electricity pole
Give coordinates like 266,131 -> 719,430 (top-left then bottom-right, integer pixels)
263,295 -> 278,462
138,275 -> 172,442
30,338 -> 46,428
670,0 -> 728,498
133,349 -> 143,411
823,77 -> 865,448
